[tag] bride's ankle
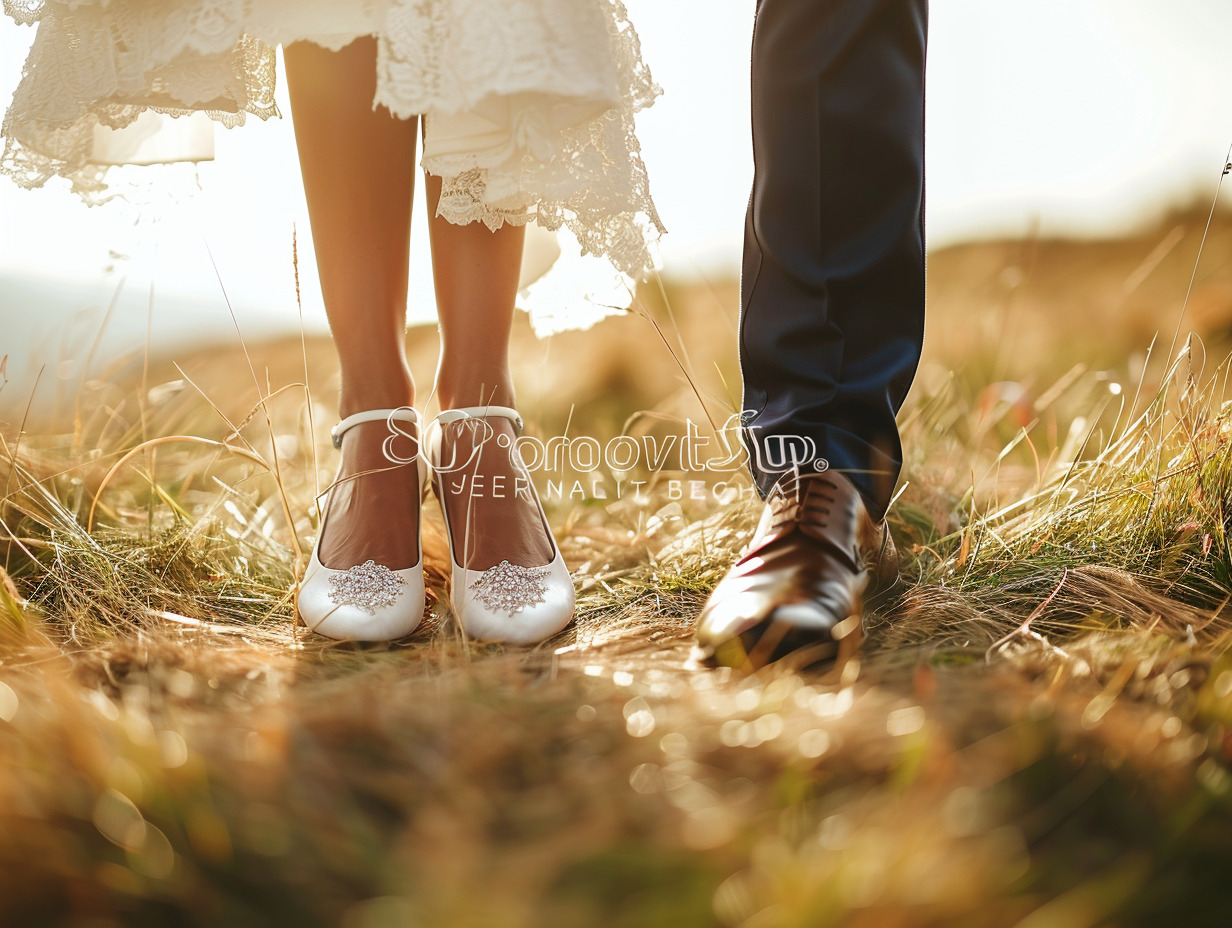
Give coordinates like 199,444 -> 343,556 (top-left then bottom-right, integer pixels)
334,408 -> 420,477
433,372 -> 515,411
337,378 -> 415,421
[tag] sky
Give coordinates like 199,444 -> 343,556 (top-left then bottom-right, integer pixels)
1,0 -> 1231,407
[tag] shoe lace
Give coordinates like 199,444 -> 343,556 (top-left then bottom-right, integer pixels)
767,471 -> 838,531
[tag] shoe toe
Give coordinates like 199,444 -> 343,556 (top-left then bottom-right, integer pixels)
696,588 -> 767,648
696,561 -> 862,666
298,563 -> 425,642
764,597 -> 848,633
305,602 -> 423,642
455,555 -> 575,644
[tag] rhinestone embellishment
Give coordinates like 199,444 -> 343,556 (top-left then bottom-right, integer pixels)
327,560 -> 406,614
469,560 -> 550,615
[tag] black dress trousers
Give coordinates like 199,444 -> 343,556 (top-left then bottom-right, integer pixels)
740,0 -> 927,519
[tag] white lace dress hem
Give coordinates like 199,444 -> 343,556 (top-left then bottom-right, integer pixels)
1,0 -> 664,278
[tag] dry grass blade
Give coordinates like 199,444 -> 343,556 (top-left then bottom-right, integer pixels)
5,215 -> 1232,923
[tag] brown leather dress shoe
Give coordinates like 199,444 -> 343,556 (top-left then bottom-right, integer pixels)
695,469 -> 898,669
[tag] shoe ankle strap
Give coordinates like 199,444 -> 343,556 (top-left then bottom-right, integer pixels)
432,405 -> 524,433
423,405 -> 525,468
331,407 -> 419,449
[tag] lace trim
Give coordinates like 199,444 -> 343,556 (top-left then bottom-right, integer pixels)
3,1 -> 45,28
428,1 -> 663,277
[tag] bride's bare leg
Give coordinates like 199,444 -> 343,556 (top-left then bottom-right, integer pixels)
426,173 -> 554,569
285,37 -> 420,570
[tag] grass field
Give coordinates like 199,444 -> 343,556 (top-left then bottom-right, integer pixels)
2,207 -> 1232,926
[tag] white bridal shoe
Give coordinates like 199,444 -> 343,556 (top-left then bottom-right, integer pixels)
298,408 -> 426,641
425,406 -> 575,643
